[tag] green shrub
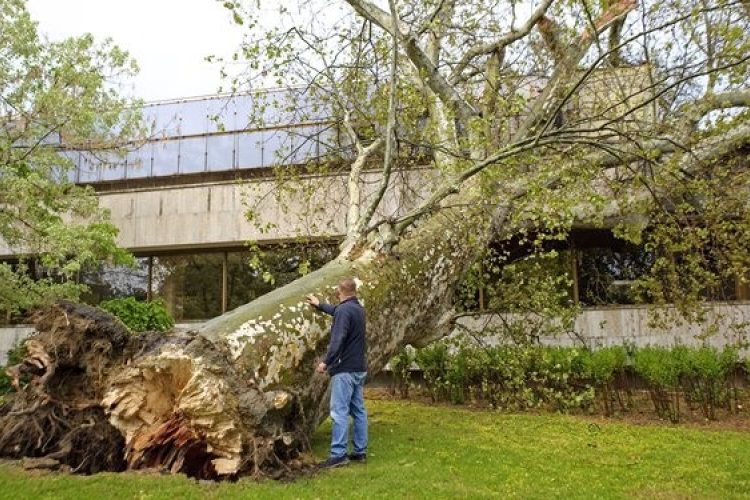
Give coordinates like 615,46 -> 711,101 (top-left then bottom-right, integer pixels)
99,297 -> 174,333
534,347 -> 594,412
586,346 -> 629,416
680,346 -> 738,419
415,343 -> 450,402
0,339 -> 30,394
389,347 -> 414,398
484,347 -> 538,410
586,346 -> 627,384
408,342 -> 747,422
633,346 -> 684,422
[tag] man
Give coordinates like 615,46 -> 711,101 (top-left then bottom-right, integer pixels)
306,278 -> 368,469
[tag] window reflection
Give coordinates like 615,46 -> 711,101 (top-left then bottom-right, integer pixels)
576,246 -> 652,306
152,254 -> 223,321
79,258 -> 150,304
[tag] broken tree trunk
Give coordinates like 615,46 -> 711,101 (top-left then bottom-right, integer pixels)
0,201 -> 486,479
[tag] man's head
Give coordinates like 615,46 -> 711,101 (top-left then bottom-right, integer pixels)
337,278 -> 357,300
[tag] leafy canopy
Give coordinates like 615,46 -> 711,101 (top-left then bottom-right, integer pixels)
0,0 -> 141,315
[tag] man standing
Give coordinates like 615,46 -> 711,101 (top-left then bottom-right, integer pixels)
306,278 -> 368,469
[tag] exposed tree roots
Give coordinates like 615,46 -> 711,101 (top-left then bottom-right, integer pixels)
0,301 -> 313,480
0,301 -> 131,474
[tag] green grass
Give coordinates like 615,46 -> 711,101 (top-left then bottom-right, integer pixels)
1,399 -> 749,499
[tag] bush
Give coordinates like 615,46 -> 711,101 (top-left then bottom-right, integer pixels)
0,340 -> 30,394
633,346 -> 682,422
415,343 -> 450,402
585,346 -> 629,416
680,346 -> 738,419
404,342 -> 746,422
390,347 -> 414,398
99,297 -> 174,333
534,347 -> 594,412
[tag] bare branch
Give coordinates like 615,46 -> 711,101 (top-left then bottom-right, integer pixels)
345,137 -> 385,232
416,0 -> 449,36
352,0 -> 402,245
343,0 -> 478,125
449,0 -> 556,84
682,89 -> 750,128
516,0 -> 638,143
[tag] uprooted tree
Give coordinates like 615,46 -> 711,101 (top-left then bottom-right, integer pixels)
3,0 -> 750,479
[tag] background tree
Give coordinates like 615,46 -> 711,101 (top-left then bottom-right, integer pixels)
0,0 -> 140,317
3,0 -> 750,479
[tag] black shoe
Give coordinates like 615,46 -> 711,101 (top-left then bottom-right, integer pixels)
317,455 -> 350,469
348,452 -> 367,463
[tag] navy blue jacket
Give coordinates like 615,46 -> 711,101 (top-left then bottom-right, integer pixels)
315,296 -> 367,375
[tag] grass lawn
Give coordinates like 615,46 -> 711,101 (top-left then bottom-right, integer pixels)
0,399 -> 749,499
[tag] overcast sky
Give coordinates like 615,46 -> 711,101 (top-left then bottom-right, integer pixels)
27,0 -> 246,102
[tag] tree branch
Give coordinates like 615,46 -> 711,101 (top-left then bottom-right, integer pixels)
515,0 -> 638,142
348,0 -> 401,248
449,0 -> 556,84
537,15 -> 566,66
343,0 -> 478,125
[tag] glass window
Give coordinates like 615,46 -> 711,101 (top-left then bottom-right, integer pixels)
231,94 -> 254,131
126,142 -> 153,179
176,100 -> 209,136
206,134 -> 235,171
55,151 -> 79,183
152,140 -> 179,176
257,89 -> 295,126
152,254 -> 223,320
236,131 -> 264,169
226,244 -> 337,311
317,123 -> 344,160
293,89 -> 330,121
146,102 -> 182,137
99,151 -> 127,181
577,246 -> 653,306
289,125 -> 320,164
79,258 -> 150,304
179,137 -> 207,174
262,129 -> 294,167
226,252 -> 274,311
207,96 -> 237,133
77,152 -> 101,183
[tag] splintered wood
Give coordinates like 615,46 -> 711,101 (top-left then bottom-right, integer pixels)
103,349 -> 243,477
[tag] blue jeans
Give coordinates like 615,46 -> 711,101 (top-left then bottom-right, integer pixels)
329,371 -> 368,459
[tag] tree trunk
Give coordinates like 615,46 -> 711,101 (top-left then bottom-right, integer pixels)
0,201 -> 484,479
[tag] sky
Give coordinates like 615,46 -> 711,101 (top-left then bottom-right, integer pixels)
27,0 -> 247,102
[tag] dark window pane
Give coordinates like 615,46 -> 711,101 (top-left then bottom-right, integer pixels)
577,246 -> 653,306
227,244 -> 336,311
153,254 -> 222,320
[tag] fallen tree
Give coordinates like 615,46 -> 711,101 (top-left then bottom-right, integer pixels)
0,198 -> 482,478
3,0 -> 750,480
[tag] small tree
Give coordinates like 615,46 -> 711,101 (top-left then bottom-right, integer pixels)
0,0 -> 140,316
